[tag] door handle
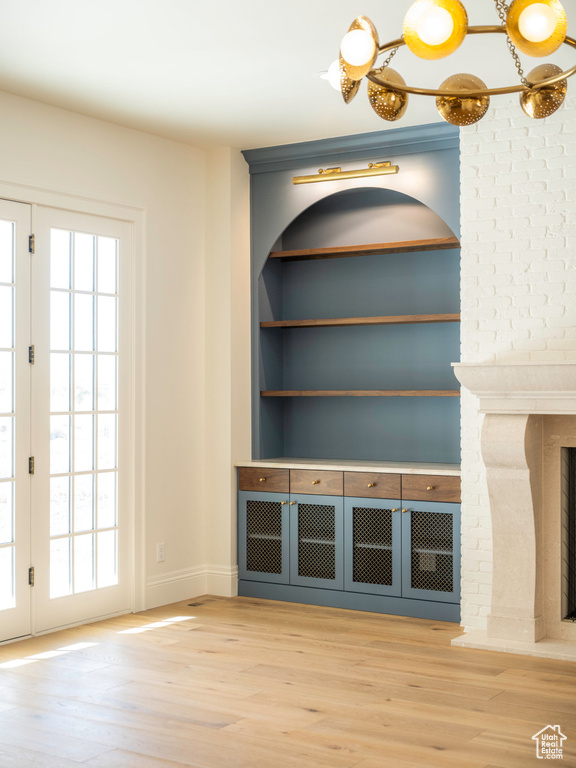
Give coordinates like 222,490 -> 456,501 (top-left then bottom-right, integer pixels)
290,501 -> 297,506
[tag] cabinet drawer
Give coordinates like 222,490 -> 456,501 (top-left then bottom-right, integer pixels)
344,472 -> 401,499
290,469 -> 343,496
238,467 -> 289,493
401,474 -> 461,503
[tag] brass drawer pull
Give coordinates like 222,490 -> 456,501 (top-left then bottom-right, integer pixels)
367,483 -> 376,488
312,480 -> 320,485
290,501 -> 297,506
259,477 -> 266,483
280,501 -> 287,505
427,485 -> 435,491
392,508 -> 398,512
402,508 -> 408,513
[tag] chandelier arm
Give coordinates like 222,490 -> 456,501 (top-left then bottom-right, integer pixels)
369,29 -> 576,98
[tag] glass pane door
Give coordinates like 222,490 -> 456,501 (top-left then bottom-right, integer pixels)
33,208 -> 132,633
0,201 -> 31,643
49,229 -> 119,598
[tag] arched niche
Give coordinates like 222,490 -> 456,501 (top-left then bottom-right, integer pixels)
250,143 -> 460,282
255,187 -> 461,463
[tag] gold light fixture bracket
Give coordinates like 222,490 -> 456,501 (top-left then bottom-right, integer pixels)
293,162 -> 400,185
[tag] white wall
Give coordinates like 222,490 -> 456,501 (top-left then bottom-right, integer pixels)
460,96 -> 576,631
0,90 -> 208,609
204,147 -> 251,596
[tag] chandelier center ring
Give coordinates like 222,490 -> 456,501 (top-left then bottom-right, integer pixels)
367,26 -> 576,97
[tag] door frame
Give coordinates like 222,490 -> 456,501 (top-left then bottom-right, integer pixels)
0,180 -> 146,638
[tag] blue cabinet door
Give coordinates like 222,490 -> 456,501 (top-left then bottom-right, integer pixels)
238,491 -> 290,583
289,493 -> 344,590
344,497 -> 402,597
401,500 -> 461,604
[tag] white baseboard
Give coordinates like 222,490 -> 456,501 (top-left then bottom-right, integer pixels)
145,564 -> 238,608
146,566 -> 207,609
205,564 -> 239,597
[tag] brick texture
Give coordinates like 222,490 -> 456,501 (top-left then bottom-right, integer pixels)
460,96 -> 576,630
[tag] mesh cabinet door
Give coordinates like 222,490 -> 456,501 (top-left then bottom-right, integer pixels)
401,500 -> 461,604
289,493 -> 344,590
344,498 -> 402,596
238,491 -> 289,583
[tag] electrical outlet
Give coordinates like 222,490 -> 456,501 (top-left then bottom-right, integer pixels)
156,542 -> 165,562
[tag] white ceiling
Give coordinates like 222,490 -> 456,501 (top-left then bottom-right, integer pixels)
0,0 -> 573,150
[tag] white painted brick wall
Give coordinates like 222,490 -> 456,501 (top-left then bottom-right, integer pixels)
460,96 -> 576,631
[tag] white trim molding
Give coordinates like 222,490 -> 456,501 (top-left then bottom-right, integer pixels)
145,564 -> 238,609
205,565 -> 239,598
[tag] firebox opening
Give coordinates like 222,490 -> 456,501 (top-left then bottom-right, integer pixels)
563,448 -> 576,622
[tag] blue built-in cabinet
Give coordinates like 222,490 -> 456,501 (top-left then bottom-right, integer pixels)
238,477 -> 461,622
243,123 -> 461,465
240,125 -> 462,622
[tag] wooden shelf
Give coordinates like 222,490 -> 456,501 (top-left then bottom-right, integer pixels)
261,313 -> 460,329
261,390 -> 461,397
268,237 -> 460,262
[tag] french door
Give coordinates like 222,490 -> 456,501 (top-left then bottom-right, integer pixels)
0,201 -> 32,641
0,202 -> 133,642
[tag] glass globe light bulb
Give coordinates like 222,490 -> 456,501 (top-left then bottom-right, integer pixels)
415,6 -> 455,46
518,3 -> 557,42
326,59 -> 341,91
340,29 -> 376,67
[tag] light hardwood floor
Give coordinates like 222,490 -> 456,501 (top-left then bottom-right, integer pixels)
0,596 -> 575,767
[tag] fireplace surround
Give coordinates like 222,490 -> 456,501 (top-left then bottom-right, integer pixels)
452,362 -> 576,661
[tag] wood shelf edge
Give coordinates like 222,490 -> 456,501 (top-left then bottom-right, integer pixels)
261,313 -> 461,328
269,236 -> 460,261
261,390 -> 461,397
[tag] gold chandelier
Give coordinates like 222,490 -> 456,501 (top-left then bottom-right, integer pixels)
330,0 -> 575,125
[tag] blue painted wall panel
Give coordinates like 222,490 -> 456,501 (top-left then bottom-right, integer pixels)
281,188 -> 454,252
280,249 -> 460,320
281,323 -> 460,390
282,396 -> 461,464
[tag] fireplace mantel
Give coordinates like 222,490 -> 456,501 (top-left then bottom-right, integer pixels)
453,362 -> 576,414
452,361 -> 576,661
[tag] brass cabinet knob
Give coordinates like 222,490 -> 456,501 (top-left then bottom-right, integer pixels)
259,477 -> 266,483
290,501 -> 297,506
392,508 -> 398,512
402,508 -> 408,513
312,480 -> 320,485
367,483 -> 376,488
427,486 -> 435,491
280,501 -> 287,505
